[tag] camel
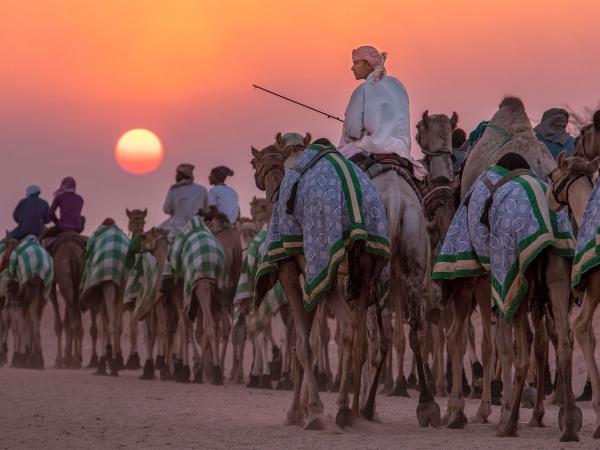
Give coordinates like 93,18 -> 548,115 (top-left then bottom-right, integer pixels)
572,110 -> 600,161
432,96 -> 581,442
80,222 -> 129,376
547,150 -> 600,438
238,217 -> 257,256
44,232 -> 86,370
252,139 -> 434,430
3,235 -> 53,370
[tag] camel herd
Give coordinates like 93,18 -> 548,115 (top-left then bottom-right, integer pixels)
1,96 -> 600,443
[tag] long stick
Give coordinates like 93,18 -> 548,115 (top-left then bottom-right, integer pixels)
253,85 -> 344,123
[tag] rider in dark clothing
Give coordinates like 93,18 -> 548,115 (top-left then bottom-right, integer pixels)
7,185 -> 50,240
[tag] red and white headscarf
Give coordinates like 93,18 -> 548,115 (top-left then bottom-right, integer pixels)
54,177 -> 76,197
352,46 -> 387,84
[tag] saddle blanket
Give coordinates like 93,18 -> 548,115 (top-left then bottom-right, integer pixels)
432,165 -> 575,323
124,252 -> 162,322
572,179 -> 600,291
7,236 -> 54,301
256,142 -> 390,311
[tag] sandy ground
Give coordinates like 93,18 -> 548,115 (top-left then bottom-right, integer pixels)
1,305 -> 600,449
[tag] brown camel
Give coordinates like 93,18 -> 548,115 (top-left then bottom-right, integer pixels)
572,110 -> 600,161
251,141 -> 435,430
433,97 -> 580,442
547,150 -> 600,438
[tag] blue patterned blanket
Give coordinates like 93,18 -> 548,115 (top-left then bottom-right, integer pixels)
256,143 -> 390,311
572,180 -> 600,291
432,165 -> 575,323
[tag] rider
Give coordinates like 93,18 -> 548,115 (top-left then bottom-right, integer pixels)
7,185 -> 50,240
451,128 -> 468,175
43,177 -> 85,239
208,166 -> 239,225
338,45 -> 426,180
160,163 -> 209,237
534,108 -> 575,160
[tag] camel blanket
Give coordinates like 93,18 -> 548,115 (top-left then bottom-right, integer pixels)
7,236 -> 54,301
256,142 -> 390,311
572,180 -> 600,291
0,242 -> 6,298
124,252 -> 162,322
80,224 -> 130,300
247,281 -> 286,340
168,216 -> 227,311
432,165 -> 575,323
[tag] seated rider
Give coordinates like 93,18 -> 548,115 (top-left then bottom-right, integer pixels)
534,108 -> 575,160
43,177 -> 85,239
7,185 -> 50,240
208,166 -> 240,225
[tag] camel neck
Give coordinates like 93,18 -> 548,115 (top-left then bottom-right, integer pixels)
264,167 -> 284,222
567,177 -> 593,227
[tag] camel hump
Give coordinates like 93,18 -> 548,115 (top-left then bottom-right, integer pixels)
44,232 -> 88,255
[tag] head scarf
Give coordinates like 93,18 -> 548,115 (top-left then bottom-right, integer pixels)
352,46 -> 387,84
496,152 -> 531,171
176,163 -> 195,179
211,166 -> 234,183
54,177 -> 76,197
534,108 -> 572,146
26,185 -> 41,197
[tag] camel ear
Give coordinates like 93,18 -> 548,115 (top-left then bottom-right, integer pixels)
142,209 -> 147,218
251,146 -> 261,159
275,133 -> 285,150
589,157 -> 599,176
303,133 -> 312,148
557,150 -> 568,170
422,110 -> 430,128
450,112 -> 459,130
450,174 -> 461,192
281,146 -> 293,160
546,182 -> 562,212
126,209 -> 131,218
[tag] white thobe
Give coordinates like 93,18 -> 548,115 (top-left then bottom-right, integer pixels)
339,72 -> 426,180
209,184 -> 240,224
159,182 -> 209,237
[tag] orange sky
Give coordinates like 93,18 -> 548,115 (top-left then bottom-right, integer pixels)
1,0 -> 599,233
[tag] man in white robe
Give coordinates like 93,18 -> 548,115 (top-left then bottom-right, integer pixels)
159,163 -> 209,237
338,46 -> 427,180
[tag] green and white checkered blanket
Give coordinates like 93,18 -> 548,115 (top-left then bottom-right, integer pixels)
247,282 -> 286,340
168,216 -> 227,311
0,242 -> 7,298
7,236 -> 54,301
124,252 -> 162,322
80,224 -> 130,298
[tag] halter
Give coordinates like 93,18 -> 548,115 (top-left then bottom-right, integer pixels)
550,166 -> 592,206
422,185 -> 454,220
254,152 -> 284,182
142,235 -> 169,255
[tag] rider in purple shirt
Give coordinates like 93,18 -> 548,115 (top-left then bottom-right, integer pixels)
43,177 -> 85,239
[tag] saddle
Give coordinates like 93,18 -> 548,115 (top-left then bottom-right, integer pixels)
479,169 -> 531,228
43,232 -> 88,256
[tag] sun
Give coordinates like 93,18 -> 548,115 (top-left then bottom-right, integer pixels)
115,129 -> 164,174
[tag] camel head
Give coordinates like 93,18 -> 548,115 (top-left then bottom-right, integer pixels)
416,110 -> 458,179
249,196 -> 268,227
251,145 -> 285,191
126,208 -> 147,237
139,227 -> 169,254
237,217 -> 257,245
572,110 -> 600,161
547,150 -> 598,211
275,132 -> 311,171
421,173 -> 461,243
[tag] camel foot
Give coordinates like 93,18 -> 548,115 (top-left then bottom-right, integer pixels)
335,408 -> 354,429
258,373 -> 272,389
204,360 -> 215,382
193,369 -> 204,384
86,353 -> 99,369
445,410 -> 467,429
160,365 -> 171,381
593,424 -> 600,439
417,401 -> 441,428
558,406 -> 583,432
211,365 -> 224,386
247,374 -> 260,388
276,373 -> 294,391
126,352 -> 142,370
360,404 -> 376,422
521,386 -> 536,409
172,360 -> 183,381
283,410 -> 305,427
388,376 -> 410,397
139,359 -> 156,380
407,373 -> 418,390
176,365 -> 191,383
576,381 -> 592,402
496,425 -> 519,438
329,380 -> 341,394
109,362 -> 119,377
115,352 -> 126,371
525,416 -> 546,428
316,373 -> 328,393
155,355 -> 165,370
469,414 -> 489,424
93,357 -> 108,376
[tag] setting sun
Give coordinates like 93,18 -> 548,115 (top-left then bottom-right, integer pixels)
115,128 -> 163,174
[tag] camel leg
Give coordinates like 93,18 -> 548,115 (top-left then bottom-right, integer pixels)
278,257 -> 321,428
547,253 -> 580,442
49,285 -> 63,368
443,280 -> 472,428
88,310 -> 99,368
30,288 -> 45,369
379,313 -> 394,394
253,331 -> 272,388
194,281 -> 222,385
573,279 -> 600,437
219,310 -> 231,377
273,309 -> 292,389
497,297 -> 532,438
235,311 -> 248,384
390,295 -> 408,397
495,315 -> 514,430
102,283 -> 120,376
171,288 -> 190,382
361,301 -> 388,422
470,276 -> 493,423
526,304 -> 548,427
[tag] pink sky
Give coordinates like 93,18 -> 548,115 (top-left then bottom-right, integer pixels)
1,0 -> 598,234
